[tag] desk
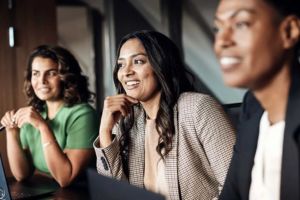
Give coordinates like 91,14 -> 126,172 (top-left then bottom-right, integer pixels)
8,175 -> 90,200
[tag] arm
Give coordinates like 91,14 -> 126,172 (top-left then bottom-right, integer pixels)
194,95 -> 236,191
39,123 -> 95,187
14,106 -> 97,187
1,110 -> 34,181
94,94 -> 138,180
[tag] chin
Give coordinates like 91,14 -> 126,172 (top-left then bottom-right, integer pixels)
223,77 -> 249,88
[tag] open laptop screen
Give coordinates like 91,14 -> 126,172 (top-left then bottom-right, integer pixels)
0,154 -> 59,200
0,155 -> 11,200
87,168 -> 165,200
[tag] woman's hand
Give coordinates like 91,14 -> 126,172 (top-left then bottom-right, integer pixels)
13,106 -> 46,130
99,94 -> 138,147
1,110 -> 18,131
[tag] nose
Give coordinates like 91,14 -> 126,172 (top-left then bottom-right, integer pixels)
214,26 -> 235,50
39,73 -> 48,84
122,62 -> 134,77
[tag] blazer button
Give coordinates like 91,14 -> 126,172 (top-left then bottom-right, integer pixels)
101,157 -> 109,171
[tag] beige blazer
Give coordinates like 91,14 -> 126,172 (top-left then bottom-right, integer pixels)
94,92 -> 236,200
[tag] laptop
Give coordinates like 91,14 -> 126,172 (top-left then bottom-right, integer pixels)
87,168 -> 165,200
0,154 -> 59,200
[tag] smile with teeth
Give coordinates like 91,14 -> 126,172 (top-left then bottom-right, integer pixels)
220,57 -> 241,67
125,81 -> 140,86
38,88 -> 51,93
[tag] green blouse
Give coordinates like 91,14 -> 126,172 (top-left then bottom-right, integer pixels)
20,103 -> 99,174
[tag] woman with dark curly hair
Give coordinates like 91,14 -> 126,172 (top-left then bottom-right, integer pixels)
94,30 -> 235,199
0,45 -> 98,187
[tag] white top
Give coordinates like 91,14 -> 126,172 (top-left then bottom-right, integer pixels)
249,111 -> 285,200
144,119 -> 169,199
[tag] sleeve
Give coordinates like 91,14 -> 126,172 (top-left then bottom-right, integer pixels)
20,125 -> 29,149
193,95 -> 236,191
65,104 -> 99,149
93,125 -> 127,180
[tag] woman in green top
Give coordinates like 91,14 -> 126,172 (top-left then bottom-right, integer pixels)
0,45 -> 98,187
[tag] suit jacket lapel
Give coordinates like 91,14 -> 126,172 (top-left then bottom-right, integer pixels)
238,110 -> 262,199
237,92 -> 263,199
280,65 -> 300,199
129,107 -> 145,188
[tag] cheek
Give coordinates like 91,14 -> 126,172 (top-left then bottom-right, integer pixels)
145,74 -> 159,90
51,78 -> 62,90
117,71 -> 122,82
31,79 -> 37,89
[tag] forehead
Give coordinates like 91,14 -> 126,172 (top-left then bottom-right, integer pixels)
215,0 -> 276,20
31,57 -> 58,70
119,38 -> 146,57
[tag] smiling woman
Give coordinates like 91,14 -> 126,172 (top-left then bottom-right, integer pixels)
0,45 -> 99,187
213,0 -> 300,199
94,30 -> 236,200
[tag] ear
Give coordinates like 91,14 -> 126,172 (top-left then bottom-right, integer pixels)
281,16 -> 300,49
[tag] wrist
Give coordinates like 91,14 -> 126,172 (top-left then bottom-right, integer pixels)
99,131 -> 113,148
37,122 -> 50,133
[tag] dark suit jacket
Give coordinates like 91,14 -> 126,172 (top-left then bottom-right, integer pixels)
220,65 -> 300,200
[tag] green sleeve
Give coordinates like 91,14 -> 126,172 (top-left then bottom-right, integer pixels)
65,104 -> 99,149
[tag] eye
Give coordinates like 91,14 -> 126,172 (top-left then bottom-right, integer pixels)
117,62 -> 125,68
48,70 -> 58,77
212,25 -> 221,34
134,59 -> 145,65
234,21 -> 250,30
31,71 -> 39,77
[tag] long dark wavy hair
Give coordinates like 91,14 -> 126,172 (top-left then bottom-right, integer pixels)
113,30 -> 194,175
24,45 -> 94,111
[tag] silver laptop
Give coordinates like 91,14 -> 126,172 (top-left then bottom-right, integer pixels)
0,154 -> 59,200
87,168 -> 165,200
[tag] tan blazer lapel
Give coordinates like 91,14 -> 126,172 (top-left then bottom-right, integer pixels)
165,104 -> 180,200
129,107 -> 145,188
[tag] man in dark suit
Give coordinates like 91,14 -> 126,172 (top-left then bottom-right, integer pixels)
213,0 -> 300,199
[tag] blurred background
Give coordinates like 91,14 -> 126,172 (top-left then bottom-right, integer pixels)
0,0 -> 245,174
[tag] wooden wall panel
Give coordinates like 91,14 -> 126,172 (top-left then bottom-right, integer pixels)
0,0 -> 57,176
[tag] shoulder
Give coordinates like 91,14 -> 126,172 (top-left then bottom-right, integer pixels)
176,92 -> 228,126
64,103 -> 96,115
177,92 -> 221,112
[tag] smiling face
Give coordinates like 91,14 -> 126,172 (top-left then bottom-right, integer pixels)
214,0 -> 288,90
31,57 -> 62,102
117,38 -> 160,102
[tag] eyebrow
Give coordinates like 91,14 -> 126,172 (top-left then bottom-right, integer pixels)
31,68 -> 58,72
118,52 -> 147,61
215,8 -> 256,22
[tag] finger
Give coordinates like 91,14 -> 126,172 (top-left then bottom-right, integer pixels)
119,94 -> 139,104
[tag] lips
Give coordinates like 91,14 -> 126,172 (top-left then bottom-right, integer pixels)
124,80 -> 140,90
38,87 -> 51,93
219,56 -> 241,71
125,80 -> 140,86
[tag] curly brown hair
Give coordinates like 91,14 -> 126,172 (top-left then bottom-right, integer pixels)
24,45 -> 94,111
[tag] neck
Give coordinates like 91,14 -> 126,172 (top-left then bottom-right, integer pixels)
46,100 -> 64,120
253,65 -> 291,124
140,91 -> 161,120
